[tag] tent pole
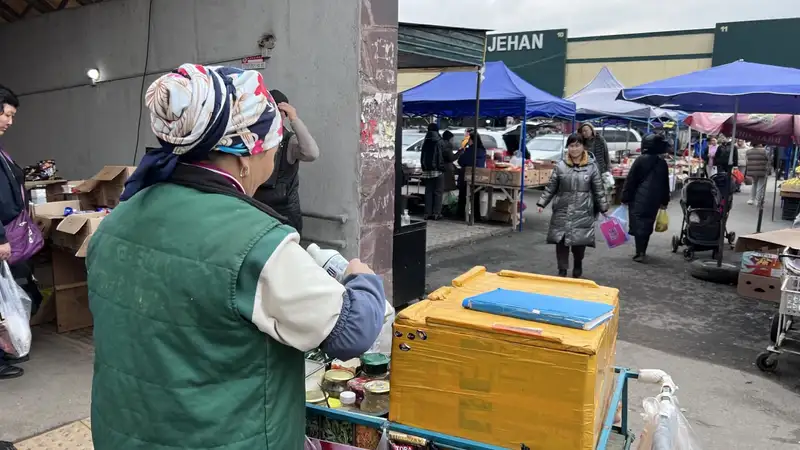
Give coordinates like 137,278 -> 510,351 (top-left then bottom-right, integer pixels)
519,116 -> 527,232
718,98 -> 738,267
469,66 -> 482,226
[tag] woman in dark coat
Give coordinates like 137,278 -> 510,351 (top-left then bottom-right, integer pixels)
621,134 -> 671,263
457,130 -> 487,221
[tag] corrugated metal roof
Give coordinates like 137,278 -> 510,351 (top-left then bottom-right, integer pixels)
398,22 -> 486,69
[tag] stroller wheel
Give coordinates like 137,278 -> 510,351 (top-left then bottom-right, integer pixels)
671,235 -> 680,253
727,231 -> 736,245
756,352 -> 778,373
683,248 -> 694,261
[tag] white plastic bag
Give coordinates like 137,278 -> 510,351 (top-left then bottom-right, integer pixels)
637,396 -> 702,450
0,261 -> 33,358
602,171 -> 615,190
610,204 -> 629,228
367,300 -> 395,355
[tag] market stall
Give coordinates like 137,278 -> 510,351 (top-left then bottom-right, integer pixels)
620,60 -> 800,275
402,61 -> 576,230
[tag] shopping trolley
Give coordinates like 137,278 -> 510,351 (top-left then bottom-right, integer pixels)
756,248 -> 800,372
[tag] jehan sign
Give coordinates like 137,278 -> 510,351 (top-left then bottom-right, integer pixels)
485,29 -> 568,97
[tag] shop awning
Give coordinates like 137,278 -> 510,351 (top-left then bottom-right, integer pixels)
398,22 -> 487,70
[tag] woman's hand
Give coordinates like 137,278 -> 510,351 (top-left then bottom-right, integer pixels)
345,258 -> 374,277
537,206 -> 544,213
277,102 -> 298,121
0,243 -> 10,261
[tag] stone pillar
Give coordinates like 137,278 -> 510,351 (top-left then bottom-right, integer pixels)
358,0 -> 398,298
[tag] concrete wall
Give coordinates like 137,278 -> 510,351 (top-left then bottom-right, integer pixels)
564,30 -> 714,96
0,0 -> 365,256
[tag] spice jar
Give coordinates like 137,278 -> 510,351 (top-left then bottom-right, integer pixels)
321,369 -> 354,399
360,380 -> 390,416
360,353 -> 390,379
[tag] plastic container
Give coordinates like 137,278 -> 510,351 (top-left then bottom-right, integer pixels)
360,380 -> 390,415
321,369 -> 354,399
401,209 -> 411,226
305,390 -> 327,406
360,353 -> 390,378
306,243 -> 349,283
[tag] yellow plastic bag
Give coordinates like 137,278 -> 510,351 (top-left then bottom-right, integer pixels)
654,209 -> 669,232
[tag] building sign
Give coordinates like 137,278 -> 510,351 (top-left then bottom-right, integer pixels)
712,18 -> 800,70
485,29 -> 568,98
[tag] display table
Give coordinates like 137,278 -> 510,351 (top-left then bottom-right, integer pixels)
465,166 -> 551,229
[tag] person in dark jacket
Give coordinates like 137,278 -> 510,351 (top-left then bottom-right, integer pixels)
712,138 -> 739,176
537,134 -> 608,278
253,90 -> 319,234
0,85 -> 40,380
579,123 -> 611,174
745,142 -> 770,206
441,130 -> 463,193
420,123 -> 447,220
457,130 -> 487,221
621,134 -> 671,263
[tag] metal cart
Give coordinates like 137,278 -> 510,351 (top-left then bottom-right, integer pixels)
756,249 -> 800,372
307,367 -> 639,450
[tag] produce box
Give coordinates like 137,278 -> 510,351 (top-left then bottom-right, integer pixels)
463,167 -> 492,184
75,165 -> 136,208
741,251 -> 783,278
490,168 -> 537,187
391,267 -> 619,450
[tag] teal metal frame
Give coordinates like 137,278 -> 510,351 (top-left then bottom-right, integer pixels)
307,367 -> 638,450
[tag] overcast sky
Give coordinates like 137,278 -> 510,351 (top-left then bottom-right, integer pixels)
399,0 -> 800,37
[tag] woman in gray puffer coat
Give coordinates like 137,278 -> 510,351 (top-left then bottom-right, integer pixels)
537,134 -> 609,278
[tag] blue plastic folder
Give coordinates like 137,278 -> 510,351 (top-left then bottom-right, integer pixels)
462,288 -> 614,331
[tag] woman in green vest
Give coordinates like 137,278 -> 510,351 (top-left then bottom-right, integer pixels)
86,64 -> 389,450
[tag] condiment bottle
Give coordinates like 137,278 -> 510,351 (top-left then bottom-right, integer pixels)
339,391 -> 357,412
306,244 -> 349,283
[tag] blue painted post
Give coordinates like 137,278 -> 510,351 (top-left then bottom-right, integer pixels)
519,118 -> 527,232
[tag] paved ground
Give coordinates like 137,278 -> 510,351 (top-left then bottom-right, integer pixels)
3,179 -> 800,449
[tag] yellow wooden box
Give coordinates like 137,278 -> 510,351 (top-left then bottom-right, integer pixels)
390,267 -> 619,450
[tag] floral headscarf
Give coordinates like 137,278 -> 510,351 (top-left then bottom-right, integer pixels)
121,64 -> 283,200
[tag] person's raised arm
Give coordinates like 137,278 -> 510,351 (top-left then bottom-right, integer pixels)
235,229 -> 387,360
278,103 -> 320,164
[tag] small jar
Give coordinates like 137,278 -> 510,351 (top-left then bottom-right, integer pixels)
360,353 -> 390,379
321,369 -> 354,399
360,380 -> 390,416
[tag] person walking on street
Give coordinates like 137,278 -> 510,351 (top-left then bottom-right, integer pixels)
746,142 -> 770,206
579,123 -> 611,174
620,134 -> 671,263
253,90 -> 319,234
420,123 -> 447,220
537,134 -> 609,278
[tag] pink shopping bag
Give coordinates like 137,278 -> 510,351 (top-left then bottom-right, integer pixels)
600,216 -> 629,249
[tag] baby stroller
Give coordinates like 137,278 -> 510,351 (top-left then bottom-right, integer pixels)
671,173 -> 736,261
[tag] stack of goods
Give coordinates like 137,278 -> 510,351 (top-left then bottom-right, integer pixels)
390,267 -> 619,450
781,178 -> 800,220
24,160 -> 57,182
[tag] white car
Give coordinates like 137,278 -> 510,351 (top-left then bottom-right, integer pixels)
594,127 -> 642,161
446,128 -> 509,161
526,134 -> 567,162
401,130 -> 425,174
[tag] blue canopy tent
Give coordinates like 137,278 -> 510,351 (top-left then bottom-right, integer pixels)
619,60 -> 800,267
402,61 -> 576,230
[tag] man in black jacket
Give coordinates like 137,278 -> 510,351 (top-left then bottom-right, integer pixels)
420,123 -> 446,220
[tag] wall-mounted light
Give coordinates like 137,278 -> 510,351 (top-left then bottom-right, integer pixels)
87,68 -> 101,85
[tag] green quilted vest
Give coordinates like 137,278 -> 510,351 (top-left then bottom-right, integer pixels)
87,183 -> 305,450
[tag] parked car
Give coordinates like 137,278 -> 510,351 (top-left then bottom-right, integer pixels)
595,127 -> 642,162
447,128 -> 509,161
526,134 -> 567,162
401,130 -> 425,174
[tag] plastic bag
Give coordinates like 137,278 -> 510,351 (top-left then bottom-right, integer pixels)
602,172 -> 615,190
637,396 -> 703,450
0,261 -> 33,358
655,209 -> 669,233
600,216 -> 629,249
367,300 -> 395,355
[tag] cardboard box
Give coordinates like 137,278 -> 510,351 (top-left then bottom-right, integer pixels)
75,166 -> 136,208
491,168 -> 537,187
52,213 -> 106,257
734,229 -> 800,253
738,272 -> 781,302
51,248 -> 92,333
25,179 -> 68,202
741,251 -> 783,278
464,167 -> 492,184
31,200 -> 82,238
494,199 -> 513,213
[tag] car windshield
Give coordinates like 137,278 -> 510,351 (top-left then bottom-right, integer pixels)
527,136 -> 564,153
